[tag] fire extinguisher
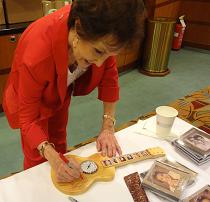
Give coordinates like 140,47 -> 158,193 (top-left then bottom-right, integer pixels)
172,15 -> 186,50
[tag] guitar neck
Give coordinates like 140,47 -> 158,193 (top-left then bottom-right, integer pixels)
101,147 -> 165,168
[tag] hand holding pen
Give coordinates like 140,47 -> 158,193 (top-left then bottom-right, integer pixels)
59,153 -> 83,181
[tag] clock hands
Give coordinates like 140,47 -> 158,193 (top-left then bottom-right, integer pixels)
87,163 -> 91,169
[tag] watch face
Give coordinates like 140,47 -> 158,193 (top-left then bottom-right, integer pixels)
80,160 -> 98,174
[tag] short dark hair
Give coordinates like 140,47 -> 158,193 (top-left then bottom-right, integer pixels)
68,0 -> 146,49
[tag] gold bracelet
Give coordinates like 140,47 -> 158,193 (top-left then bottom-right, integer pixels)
103,114 -> 116,126
38,141 -> 55,158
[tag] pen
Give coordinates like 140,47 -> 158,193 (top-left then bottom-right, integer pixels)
59,153 -> 83,180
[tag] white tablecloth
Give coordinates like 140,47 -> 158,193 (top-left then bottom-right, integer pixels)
0,116 -> 210,202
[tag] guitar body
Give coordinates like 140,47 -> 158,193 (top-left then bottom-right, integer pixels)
51,147 -> 165,195
51,153 -> 115,195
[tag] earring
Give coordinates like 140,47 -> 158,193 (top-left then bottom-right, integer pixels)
73,36 -> 79,49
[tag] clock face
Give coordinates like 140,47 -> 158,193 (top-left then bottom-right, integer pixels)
80,160 -> 98,174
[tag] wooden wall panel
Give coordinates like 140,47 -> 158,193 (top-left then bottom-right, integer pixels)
183,24 -> 210,48
156,0 -> 180,5
0,34 -> 21,69
179,1 -> 210,23
154,1 -> 181,19
0,74 -> 8,106
5,0 -> 43,23
124,42 -> 141,65
0,34 -> 20,110
143,0 -> 156,18
116,41 -> 141,68
152,0 -> 210,50
116,54 -> 126,69
156,0 -> 170,4
0,0 -> 5,25
179,0 -> 210,50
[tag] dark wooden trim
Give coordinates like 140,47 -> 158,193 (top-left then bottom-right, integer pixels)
0,21 -> 30,35
0,105 -> 3,112
154,0 -> 210,9
0,68 -> 11,75
155,0 -> 180,8
183,41 -> 210,51
186,20 -> 210,27
183,0 -> 210,2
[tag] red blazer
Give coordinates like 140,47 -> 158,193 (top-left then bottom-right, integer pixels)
3,5 -> 119,149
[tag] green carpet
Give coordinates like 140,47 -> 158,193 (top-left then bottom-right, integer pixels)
0,47 -> 210,177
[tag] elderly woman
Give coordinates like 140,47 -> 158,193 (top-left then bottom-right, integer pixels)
3,0 -> 145,182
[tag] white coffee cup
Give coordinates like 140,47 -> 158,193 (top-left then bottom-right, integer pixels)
156,106 -> 178,137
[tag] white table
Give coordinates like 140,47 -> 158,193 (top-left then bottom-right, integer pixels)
0,116 -> 210,202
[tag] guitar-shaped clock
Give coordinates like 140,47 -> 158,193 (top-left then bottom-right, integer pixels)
51,147 -> 165,195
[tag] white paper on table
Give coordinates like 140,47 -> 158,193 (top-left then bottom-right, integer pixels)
135,116 -> 193,140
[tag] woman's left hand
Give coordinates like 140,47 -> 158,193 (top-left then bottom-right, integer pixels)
96,129 -> 122,157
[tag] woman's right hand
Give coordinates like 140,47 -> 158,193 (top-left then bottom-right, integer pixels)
44,145 -> 82,182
